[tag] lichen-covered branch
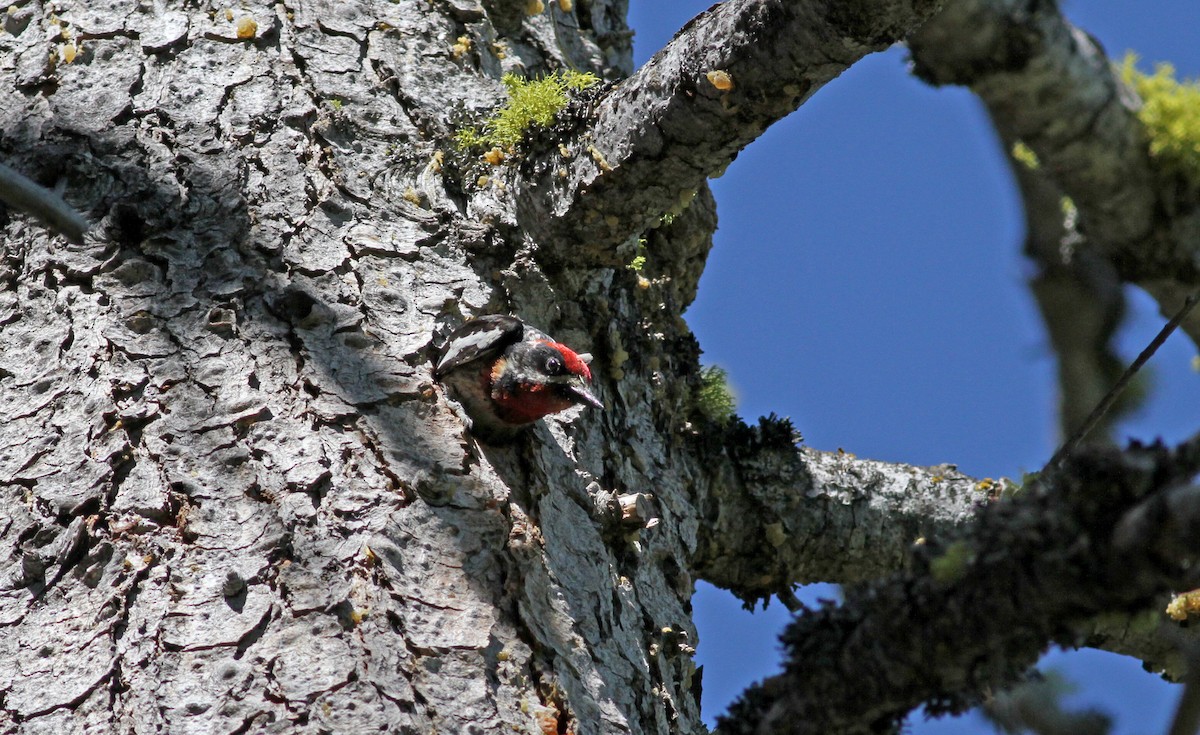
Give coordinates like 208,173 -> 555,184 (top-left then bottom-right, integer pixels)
518,0 -> 945,267
908,0 -> 1200,345
691,421 -> 985,603
714,436 -> 1200,735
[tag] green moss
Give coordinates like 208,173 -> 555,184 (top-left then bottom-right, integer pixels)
696,366 -> 737,424
929,540 -> 973,584
455,70 -> 600,151
1120,53 -> 1200,187
627,238 -> 648,272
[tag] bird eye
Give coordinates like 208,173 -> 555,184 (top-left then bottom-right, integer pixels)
545,356 -> 563,374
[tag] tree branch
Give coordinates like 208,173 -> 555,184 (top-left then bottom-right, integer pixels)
691,419 -> 985,603
994,122 -> 1132,443
908,0 -> 1200,345
693,420 -> 1200,686
1081,606 -> 1188,680
518,0 -> 945,267
714,435 -> 1200,734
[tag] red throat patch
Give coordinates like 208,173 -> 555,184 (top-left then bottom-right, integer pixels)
493,382 -> 574,423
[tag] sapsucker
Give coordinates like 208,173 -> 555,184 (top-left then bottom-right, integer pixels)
433,315 -> 603,442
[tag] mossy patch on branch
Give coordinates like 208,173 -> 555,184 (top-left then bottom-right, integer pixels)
1120,53 -> 1200,188
455,70 -> 600,151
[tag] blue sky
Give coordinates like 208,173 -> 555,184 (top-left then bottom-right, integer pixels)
626,2 -> 1200,731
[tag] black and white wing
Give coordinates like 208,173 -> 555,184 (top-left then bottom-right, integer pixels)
433,315 -> 526,379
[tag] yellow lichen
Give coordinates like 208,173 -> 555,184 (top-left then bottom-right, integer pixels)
558,0 -> 572,10
1060,195 -> 1077,219
1011,141 -> 1039,169
706,70 -> 734,91
587,144 -> 612,172
1167,590 -> 1200,621
236,16 -> 257,39
1120,53 -> 1200,189
451,34 -> 471,58
483,146 -> 506,165
526,0 -> 544,13
428,149 -> 444,173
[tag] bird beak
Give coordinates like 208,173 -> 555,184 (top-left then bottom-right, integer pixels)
568,383 -> 604,410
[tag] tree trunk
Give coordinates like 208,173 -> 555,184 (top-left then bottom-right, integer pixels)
0,1 -> 714,732
3,1 -> 1199,734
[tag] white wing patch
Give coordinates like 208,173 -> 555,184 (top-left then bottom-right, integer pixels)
433,316 -> 525,378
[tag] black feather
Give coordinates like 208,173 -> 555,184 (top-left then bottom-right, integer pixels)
434,315 -> 526,379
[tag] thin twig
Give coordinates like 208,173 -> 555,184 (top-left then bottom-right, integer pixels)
1046,291 -> 1200,469
0,161 -> 90,244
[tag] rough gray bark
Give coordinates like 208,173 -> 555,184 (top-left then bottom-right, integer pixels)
694,438 -> 984,600
2,0 -> 1199,734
